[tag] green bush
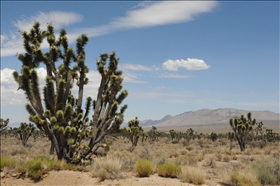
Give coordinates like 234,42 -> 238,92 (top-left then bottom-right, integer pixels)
26,159 -> 44,180
158,163 -> 181,178
0,156 -> 17,169
135,159 -> 154,177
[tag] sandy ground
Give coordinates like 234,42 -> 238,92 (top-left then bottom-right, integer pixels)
0,170 -> 223,186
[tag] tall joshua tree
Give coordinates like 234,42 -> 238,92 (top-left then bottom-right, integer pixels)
229,112 -> 256,151
13,22 -> 128,164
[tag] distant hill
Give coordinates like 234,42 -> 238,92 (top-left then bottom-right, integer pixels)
140,108 -> 279,128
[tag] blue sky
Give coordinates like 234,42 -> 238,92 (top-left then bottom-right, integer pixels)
1,1 -> 279,125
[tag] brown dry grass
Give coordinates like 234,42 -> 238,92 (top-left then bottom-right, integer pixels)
1,134 -> 280,185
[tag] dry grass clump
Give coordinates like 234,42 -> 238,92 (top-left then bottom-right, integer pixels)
174,153 -> 197,166
204,155 -> 216,168
158,163 -> 181,178
134,159 -> 154,177
228,170 -> 261,186
223,155 -> 230,162
91,156 -> 125,181
179,166 -> 206,185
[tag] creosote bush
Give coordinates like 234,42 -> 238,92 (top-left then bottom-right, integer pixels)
158,163 -> 181,178
134,159 -> 154,177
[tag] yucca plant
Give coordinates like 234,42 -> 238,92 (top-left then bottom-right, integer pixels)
229,112 -> 256,151
13,22 -> 128,164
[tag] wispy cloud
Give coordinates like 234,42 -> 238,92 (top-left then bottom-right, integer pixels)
111,1 -> 217,28
1,1 -> 217,57
159,72 -> 193,79
123,71 -> 147,83
120,64 -> 160,71
131,1 -> 154,9
1,11 -> 83,57
162,58 -> 210,71
14,11 -> 83,32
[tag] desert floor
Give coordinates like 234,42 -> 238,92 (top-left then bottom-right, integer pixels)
1,132 -> 279,186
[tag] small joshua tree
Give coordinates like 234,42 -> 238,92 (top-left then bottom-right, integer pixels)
13,22 -> 128,164
16,122 -> 35,147
0,118 -> 9,136
147,126 -> 158,141
229,112 -> 256,151
127,117 -> 143,148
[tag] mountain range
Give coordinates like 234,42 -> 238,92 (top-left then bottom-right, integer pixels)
139,108 -> 279,128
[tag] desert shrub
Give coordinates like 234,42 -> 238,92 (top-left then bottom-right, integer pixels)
215,153 -> 222,161
158,163 -> 181,178
179,166 -> 205,185
223,155 -> 230,162
231,154 -> 238,160
175,154 -> 197,166
0,156 -> 17,169
249,158 -> 280,185
92,156 -> 124,180
97,168 -> 108,181
204,156 -> 216,168
228,170 -> 261,186
134,159 -> 154,177
172,140 -> 179,144
26,159 -> 44,180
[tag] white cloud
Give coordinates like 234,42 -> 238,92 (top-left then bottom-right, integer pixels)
122,71 -> 147,84
13,11 -> 83,32
131,1 -> 154,9
1,68 -> 25,105
120,64 -> 160,71
160,72 -> 193,79
162,58 -> 210,71
112,1 -> 217,28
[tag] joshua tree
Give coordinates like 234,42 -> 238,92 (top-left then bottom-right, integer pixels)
16,122 -> 35,147
229,112 -> 256,151
169,129 -> 177,141
127,117 -> 143,148
0,118 -> 9,136
147,126 -> 158,141
209,132 -> 218,142
13,22 -> 128,164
